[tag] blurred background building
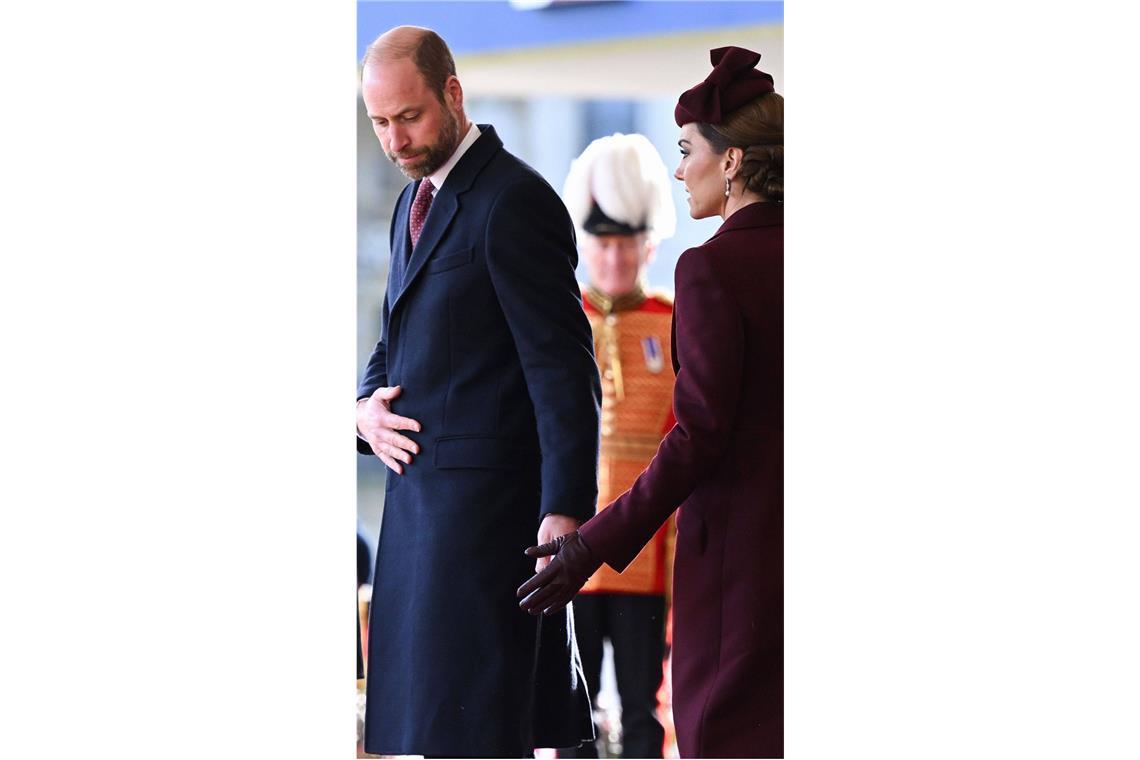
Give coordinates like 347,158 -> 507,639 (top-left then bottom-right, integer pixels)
356,2 -> 782,755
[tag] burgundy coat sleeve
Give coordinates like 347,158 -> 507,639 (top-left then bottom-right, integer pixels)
579,247 -> 745,572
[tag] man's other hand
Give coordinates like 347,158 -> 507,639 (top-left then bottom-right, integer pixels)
357,386 -> 422,475
534,514 -> 580,572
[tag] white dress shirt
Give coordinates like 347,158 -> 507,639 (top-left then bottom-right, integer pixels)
424,122 -> 481,197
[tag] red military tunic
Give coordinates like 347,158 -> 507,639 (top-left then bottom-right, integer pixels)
580,285 -> 676,598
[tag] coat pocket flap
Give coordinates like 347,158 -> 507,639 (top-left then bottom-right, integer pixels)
434,435 -> 523,470
425,247 -> 474,274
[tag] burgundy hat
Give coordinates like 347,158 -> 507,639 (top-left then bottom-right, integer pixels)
674,46 -> 775,127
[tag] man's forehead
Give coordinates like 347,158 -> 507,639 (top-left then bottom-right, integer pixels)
588,233 -> 645,247
362,57 -> 428,97
364,76 -> 436,119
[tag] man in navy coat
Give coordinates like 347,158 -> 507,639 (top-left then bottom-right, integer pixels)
355,26 -> 601,757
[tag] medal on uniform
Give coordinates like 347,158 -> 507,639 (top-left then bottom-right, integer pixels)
642,336 -> 664,374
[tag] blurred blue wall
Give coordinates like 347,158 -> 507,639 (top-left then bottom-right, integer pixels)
358,0 -> 783,59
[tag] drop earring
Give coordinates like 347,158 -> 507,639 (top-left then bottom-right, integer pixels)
724,176 -> 731,197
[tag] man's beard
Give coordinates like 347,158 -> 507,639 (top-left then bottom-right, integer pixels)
387,106 -> 462,180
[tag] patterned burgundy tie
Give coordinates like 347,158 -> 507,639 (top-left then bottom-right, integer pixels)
409,179 -> 434,249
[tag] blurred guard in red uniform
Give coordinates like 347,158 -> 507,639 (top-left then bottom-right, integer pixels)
560,133 -> 677,759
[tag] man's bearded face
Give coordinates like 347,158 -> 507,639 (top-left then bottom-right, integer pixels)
385,101 -> 461,180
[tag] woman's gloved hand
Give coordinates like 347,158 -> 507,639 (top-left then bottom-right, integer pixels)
516,530 -> 602,616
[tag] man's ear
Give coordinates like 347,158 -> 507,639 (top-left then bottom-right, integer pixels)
643,239 -> 658,266
444,75 -> 464,113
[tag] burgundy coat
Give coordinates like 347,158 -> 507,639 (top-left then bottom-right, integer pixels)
578,202 -> 783,758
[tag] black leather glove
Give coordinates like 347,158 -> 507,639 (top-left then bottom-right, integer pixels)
516,530 -> 602,616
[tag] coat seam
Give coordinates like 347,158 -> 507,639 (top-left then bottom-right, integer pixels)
442,294 -> 452,429
693,511 -> 729,758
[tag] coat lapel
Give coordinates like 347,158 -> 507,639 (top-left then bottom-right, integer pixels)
389,184 -> 414,299
392,187 -> 458,307
389,125 -> 503,318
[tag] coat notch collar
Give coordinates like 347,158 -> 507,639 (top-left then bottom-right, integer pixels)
389,186 -> 458,310
440,124 -> 502,197
709,201 -> 783,241
389,125 -> 502,313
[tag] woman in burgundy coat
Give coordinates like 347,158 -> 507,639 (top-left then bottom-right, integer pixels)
519,47 -> 783,758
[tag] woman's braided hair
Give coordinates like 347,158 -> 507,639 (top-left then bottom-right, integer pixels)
697,91 -> 783,202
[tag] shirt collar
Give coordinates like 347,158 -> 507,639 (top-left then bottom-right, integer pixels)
426,122 -> 481,194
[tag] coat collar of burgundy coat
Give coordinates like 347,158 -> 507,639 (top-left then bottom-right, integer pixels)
708,201 -> 783,242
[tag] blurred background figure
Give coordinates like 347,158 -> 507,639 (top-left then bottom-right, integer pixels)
560,133 -> 677,759
356,523 -> 373,756
357,522 -> 373,679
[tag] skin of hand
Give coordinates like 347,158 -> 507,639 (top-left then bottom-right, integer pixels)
356,386 -> 422,475
534,513 -> 580,572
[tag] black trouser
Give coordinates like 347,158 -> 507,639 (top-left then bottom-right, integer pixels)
565,593 -> 667,759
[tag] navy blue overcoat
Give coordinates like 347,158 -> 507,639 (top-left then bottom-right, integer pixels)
358,125 -> 601,757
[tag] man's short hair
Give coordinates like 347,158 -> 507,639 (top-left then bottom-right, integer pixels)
363,27 -> 457,103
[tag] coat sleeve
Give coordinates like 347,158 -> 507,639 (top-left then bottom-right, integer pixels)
357,290 -> 391,403
355,290 -> 390,456
579,248 -> 745,571
485,177 -> 602,523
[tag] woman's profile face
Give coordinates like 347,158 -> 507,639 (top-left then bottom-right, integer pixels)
674,123 -> 726,220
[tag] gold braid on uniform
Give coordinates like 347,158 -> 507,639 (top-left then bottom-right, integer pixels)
584,283 -> 648,315
585,283 -> 647,402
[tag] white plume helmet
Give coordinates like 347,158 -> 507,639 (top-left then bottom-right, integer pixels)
562,133 -> 676,245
